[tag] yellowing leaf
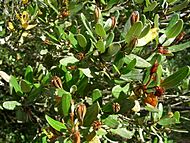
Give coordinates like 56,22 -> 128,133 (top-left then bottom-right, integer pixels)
8,22 -> 14,31
137,28 -> 158,46
25,24 -> 37,30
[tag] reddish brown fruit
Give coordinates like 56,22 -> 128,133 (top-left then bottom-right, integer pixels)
150,61 -> 159,75
155,86 -> 165,97
144,93 -> 158,107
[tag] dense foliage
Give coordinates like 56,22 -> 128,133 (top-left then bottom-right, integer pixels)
0,0 -> 190,142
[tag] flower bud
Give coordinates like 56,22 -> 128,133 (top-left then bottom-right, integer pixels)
22,0 -> 28,4
155,86 -> 165,97
130,11 -> 139,25
144,93 -> 158,107
112,102 -> 120,113
51,76 -> 63,88
72,131 -> 80,143
150,61 -> 159,75
158,46 -> 169,55
111,16 -> 116,29
94,7 -> 101,22
76,103 -> 86,125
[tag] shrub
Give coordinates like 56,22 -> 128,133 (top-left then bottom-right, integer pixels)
0,0 -> 190,142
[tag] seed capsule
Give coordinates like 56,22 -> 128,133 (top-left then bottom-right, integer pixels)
144,93 -> 158,107
51,76 -> 62,88
111,16 -> 116,29
130,11 -> 139,25
174,32 -> 185,44
155,86 -> 165,97
92,120 -> 102,131
94,7 -> 101,22
76,103 -> 87,125
112,102 -> 120,113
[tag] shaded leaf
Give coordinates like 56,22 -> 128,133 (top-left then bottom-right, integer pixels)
161,66 -> 190,89
77,34 -> 87,48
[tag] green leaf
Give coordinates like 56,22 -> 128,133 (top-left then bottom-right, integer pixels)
95,23 -> 106,38
161,66 -> 190,89
45,115 -> 67,132
25,65 -> 33,83
144,1 -> 158,12
21,80 -> 32,93
107,43 -> 121,56
46,0 -> 59,14
3,101 -> 21,110
61,91 -> 72,117
110,128 -> 134,139
166,14 -> 179,31
92,89 -> 102,103
154,14 -> 159,28
81,13 -> 95,41
168,0 -> 189,13
125,21 -> 143,43
68,32 -> 77,47
9,76 -> 23,95
165,19 -> 183,38
84,102 -> 100,126
103,115 -> 120,128
124,54 -> 151,68
174,111 -> 180,123
105,32 -> 114,48
104,18 -> 112,31
121,58 -> 136,74
158,117 -> 176,126
168,41 -> 190,52
77,34 -> 87,48
96,39 -> 105,53
79,68 -> 93,78
60,56 -> 79,66
139,24 -> 151,38
112,85 -> 123,98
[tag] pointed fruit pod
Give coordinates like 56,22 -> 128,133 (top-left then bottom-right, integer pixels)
51,76 -> 63,88
76,103 -> 87,125
130,11 -> 139,25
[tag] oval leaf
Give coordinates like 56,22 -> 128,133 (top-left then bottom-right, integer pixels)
45,115 -> 67,132
3,101 -> 21,110
95,23 -> 106,38
61,91 -> 72,117
165,19 -> 183,38
96,39 -> 105,53
9,76 -> 23,95
125,21 -> 143,43
77,34 -> 87,48
168,41 -> 190,52
161,66 -> 190,89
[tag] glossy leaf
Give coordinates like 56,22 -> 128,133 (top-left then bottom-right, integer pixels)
110,128 -> 134,139
79,68 -> 93,78
165,19 -> 183,38
103,115 -> 120,128
144,1 -> 158,12
121,58 -> 136,74
168,41 -> 190,52
158,117 -> 176,126
168,0 -> 189,13
3,101 -> 21,110
92,89 -> 102,103
105,32 -> 114,48
137,28 -> 158,46
95,23 -> 106,38
124,54 -> 151,68
161,66 -> 190,89
139,24 -> 151,38
45,115 -> 67,132
96,39 -> 105,53
112,85 -> 122,98
77,34 -> 87,48
24,65 -> 33,83
107,43 -> 121,57
9,76 -> 23,95
61,91 -> 72,117
84,102 -> 100,126
60,56 -> 79,66
125,21 -> 143,43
